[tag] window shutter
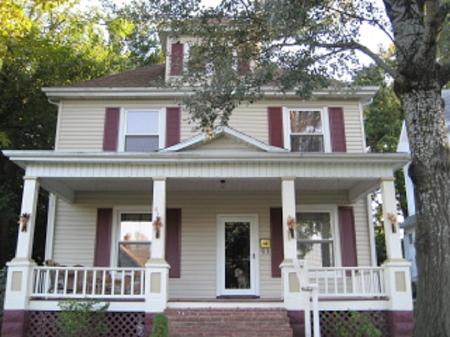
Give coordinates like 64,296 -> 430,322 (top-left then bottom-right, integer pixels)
268,107 -> 284,148
238,60 -> 250,75
103,107 -> 120,151
338,206 -> 358,266
166,107 -> 181,147
270,208 -> 284,277
94,208 -> 113,267
165,208 -> 182,278
328,107 -> 347,152
170,43 -> 184,76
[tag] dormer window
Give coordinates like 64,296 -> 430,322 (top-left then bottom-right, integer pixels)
119,109 -> 164,152
285,108 -> 331,152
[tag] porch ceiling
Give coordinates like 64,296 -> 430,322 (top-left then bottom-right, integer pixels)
38,177 -> 379,203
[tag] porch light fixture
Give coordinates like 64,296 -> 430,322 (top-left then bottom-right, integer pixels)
153,216 -> 162,239
18,213 -> 30,232
287,216 -> 296,239
387,212 -> 398,234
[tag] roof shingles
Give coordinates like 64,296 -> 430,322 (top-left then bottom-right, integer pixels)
68,64 -> 166,88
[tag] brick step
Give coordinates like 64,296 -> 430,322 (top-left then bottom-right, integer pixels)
165,308 -> 293,337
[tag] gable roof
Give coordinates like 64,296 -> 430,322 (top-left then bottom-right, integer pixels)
68,64 -> 165,88
161,126 -> 288,153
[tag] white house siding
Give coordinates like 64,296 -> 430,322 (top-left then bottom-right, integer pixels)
56,99 -> 365,153
52,191 -> 371,299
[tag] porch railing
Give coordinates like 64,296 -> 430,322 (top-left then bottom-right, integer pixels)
31,266 -> 145,300
307,267 -> 386,298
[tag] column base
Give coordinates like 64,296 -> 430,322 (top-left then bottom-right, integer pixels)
287,311 -> 305,337
1,310 -> 29,337
144,259 -> 170,313
387,311 -> 414,337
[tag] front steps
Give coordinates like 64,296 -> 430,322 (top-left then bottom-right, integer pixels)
165,308 -> 293,337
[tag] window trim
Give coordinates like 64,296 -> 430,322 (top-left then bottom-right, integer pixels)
118,108 -> 166,152
111,206 -> 152,267
295,204 -> 341,267
283,107 -> 331,152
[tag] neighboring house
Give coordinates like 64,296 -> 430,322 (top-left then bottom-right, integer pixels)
397,89 -> 450,288
2,31 -> 414,337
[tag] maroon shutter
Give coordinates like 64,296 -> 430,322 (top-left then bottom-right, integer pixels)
238,60 -> 250,75
268,107 -> 284,148
103,107 -> 120,151
270,208 -> 284,277
170,43 -> 184,76
328,107 -> 347,152
165,208 -> 182,278
166,107 -> 181,147
94,208 -> 113,267
338,206 -> 358,266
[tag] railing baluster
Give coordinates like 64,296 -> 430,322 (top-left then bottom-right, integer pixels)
63,269 -> 68,295
334,269 -> 338,294
102,270 -> 106,295
140,270 -> 144,295
73,270 -> 78,295
92,270 -> 97,295
54,270 -> 59,295
131,270 -> 135,295
121,270 -> 125,295
82,269 -> 87,296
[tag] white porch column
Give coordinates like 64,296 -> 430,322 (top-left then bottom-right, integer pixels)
281,177 -> 297,260
145,177 -> 170,313
4,176 -> 39,311
380,178 -> 413,312
380,178 -> 403,260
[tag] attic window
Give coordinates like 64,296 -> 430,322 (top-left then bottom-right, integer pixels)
121,110 -> 163,152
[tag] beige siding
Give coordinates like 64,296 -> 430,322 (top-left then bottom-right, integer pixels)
52,190 -> 372,299
56,99 -> 365,152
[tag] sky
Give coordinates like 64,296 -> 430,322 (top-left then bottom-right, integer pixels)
82,0 -> 392,66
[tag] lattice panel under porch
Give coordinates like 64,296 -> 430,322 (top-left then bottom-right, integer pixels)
27,311 -> 146,337
318,310 -> 389,337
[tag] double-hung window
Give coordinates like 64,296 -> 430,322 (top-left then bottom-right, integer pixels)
121,110 -> 162,152
296,212 -> 335,267
287,109 -> 328,152
118,213 -> 152,267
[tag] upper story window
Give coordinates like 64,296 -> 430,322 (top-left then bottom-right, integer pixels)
118,212 -> 152,267
288,109 -> 330,152
296,211 -> 335,267
119,109 -> 164,152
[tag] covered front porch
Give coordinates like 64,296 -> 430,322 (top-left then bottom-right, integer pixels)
2,150 -> 414,337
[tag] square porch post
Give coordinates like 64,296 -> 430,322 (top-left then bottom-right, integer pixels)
380,178 -> 414,336
144,177 -> 170,320
2,177 -> 39,337
279,177 -> 310,317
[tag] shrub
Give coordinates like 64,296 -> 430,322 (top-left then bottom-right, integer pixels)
150,314 -> 169,337
57,300 -> 109,337
334,312 -> 382,337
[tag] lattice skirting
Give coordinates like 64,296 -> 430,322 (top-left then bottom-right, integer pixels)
27,311 -> 146,337
318,310 -> 389,337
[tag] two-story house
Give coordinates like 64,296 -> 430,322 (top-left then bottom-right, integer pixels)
1,33 -> 414,337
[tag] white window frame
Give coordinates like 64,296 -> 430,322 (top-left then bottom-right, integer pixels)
295,205 -> 342,267
283,107 -> 331,152
118,108 -> 166,152
111,206 -> 152,268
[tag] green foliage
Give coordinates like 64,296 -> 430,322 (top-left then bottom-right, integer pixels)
150,314 -> 169,337
334,312 -> 382,337
57,300 -> 109,337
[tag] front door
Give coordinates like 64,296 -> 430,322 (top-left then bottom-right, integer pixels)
217,215 -> 259,296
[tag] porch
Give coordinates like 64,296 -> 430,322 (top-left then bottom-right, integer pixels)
1,150 -> 414,337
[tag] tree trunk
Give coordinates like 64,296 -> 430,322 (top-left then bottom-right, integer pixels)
400,87 -> 450,337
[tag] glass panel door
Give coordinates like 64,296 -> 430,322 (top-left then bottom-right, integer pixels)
225,221 -> 251,290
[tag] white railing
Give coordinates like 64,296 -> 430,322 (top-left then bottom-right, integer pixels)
31,266 -> 145,300
308,267 -> 386,298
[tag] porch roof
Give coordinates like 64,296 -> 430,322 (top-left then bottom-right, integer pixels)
4,150 -> 408,203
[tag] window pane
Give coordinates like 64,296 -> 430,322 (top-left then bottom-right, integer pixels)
127,111 -> 159,134
291,135 -> 324,152
118,243 -> 150,267
297,212 -> 332,240
120,213 -> 152,241
290,110 -> 322,133
297,242 -> 334,267
125,135 -> 159,152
